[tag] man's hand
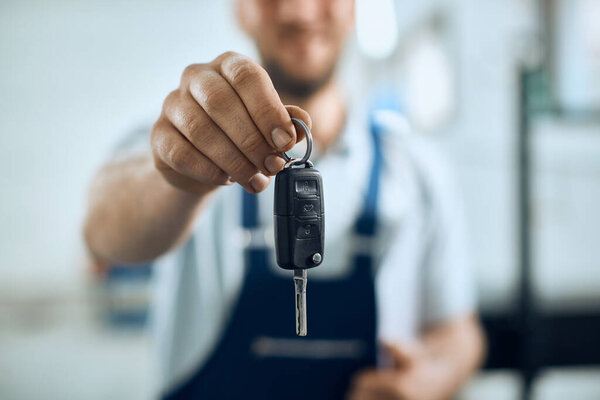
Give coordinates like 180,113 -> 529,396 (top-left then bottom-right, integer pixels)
348,316 -> 485,400
348,342 -> 446,400
151,51 -> 311,195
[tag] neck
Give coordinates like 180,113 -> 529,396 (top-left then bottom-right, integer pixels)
280,79 -> 346,151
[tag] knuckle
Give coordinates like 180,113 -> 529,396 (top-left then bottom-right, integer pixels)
150,121 -> 169,153
190,128 -> 215,151
166,145 -> 189,172
237,130 -> 263,154
150,119 -> 161,139
178,110 -> 207,137
253,101 -> 277,126
152,151 -> 171,173
224,57 -> 261,87
202,164 -> 228,184
180,113 -> 199,135
163,90 -> 181,112
219,51 -> 240,62
228,155 -> 255,181
181,63 -> 202,82
200,85 -> 230,112
191,73 -> 230,112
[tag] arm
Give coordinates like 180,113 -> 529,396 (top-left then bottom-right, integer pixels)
417,314 -> 485,398
348,313 -> 485,400
83,52 -> 311,264
83,153 -> 214,263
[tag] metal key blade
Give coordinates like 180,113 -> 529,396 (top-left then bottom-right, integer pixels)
293,269 -> 307,336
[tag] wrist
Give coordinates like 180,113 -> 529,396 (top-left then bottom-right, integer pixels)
155,169 -> 217,207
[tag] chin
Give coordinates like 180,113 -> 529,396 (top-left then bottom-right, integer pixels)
278,49 -> 335,81
286,63 -> 330,83
261,42 -> 338,97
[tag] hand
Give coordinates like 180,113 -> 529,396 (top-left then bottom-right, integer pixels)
347,342 -> 450,400
151,51 -> 311,195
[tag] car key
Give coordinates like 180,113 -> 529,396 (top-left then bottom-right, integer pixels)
274,118 -> 324,336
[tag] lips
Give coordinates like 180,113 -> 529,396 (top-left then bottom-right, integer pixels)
278,26 -> 325,42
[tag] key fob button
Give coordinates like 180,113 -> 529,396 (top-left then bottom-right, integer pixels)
295,218 -> 321,239
295,198 -> 320,218
295,179 -> 319,197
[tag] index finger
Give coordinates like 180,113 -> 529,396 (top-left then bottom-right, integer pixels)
215,52 -> 297,152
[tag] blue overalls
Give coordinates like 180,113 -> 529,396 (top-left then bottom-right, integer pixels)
165,120 -> 384,400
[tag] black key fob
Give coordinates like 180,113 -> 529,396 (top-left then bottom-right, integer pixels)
273,117 -> 322,336
274,164 -> 324,270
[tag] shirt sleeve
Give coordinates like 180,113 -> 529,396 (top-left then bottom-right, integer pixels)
413,140 -> 478,326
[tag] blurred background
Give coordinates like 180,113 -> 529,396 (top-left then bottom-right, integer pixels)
1,0 -> 599,399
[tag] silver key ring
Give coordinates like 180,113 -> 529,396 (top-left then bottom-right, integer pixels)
281,118 -> 313,168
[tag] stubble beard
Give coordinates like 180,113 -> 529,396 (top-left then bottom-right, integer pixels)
263,58 -> 337,100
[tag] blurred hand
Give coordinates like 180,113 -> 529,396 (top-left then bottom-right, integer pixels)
347,342 -> 449,400
151,51 -> 311,195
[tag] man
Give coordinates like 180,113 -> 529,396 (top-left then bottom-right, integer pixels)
84,0 -> 485,398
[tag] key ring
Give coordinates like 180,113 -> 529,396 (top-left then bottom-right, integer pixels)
281,118 -> 313,168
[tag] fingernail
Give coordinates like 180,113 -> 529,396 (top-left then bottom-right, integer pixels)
225,177 -> 235,185
264,154 -> 285,174
271,127 -> 293,150
249,173 -> 269,193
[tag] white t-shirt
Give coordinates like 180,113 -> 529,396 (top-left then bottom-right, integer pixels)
120,104 -> 476,393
